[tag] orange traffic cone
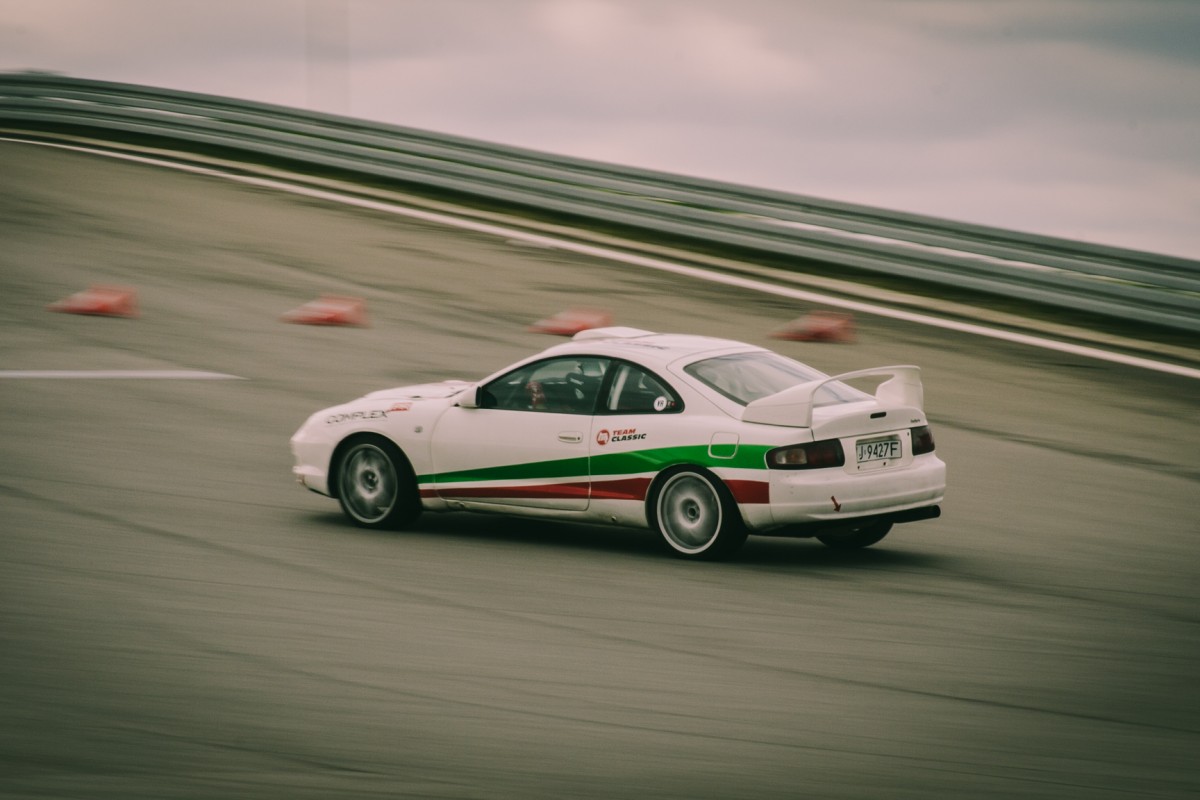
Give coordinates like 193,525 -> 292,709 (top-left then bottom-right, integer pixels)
281,295 -> 368,327
47,285 -> 139,318
528,307 -> 612,336
770,311 -> 855,343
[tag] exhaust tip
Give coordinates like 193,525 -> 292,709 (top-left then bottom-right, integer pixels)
891,505 -> 940,524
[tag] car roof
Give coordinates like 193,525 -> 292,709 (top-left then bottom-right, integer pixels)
537,327 -> 763,368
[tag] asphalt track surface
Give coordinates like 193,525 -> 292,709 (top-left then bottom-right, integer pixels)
1,141 -> 1197,799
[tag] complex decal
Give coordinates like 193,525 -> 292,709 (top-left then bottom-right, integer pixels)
326,409 -> 391,424
326,402 -> 413,424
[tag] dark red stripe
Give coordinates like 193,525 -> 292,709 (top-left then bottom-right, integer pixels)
423,479 -> 646,503
433,481 -> 591,500
726,480 -> 770,504
588,477 -> 652,501
422,477 -> 769,504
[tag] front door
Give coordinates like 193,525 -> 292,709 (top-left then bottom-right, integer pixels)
430,356 -> 609,511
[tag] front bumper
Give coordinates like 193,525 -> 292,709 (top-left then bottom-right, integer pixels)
290,432 -> 332,496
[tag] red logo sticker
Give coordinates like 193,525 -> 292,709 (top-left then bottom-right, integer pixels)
596,429 -> 610,446
388,402 -> 412,413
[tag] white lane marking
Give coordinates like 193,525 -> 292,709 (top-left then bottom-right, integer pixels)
9,137 -> 1199,380
0,370 -> 245,379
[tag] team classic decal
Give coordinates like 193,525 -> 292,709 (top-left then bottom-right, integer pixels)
596,428 -> 646,446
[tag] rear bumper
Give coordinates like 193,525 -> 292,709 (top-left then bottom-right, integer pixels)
753,453 -> 946,532
753,505 -> 941,539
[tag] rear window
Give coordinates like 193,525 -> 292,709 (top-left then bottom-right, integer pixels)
684,351 -> 871,406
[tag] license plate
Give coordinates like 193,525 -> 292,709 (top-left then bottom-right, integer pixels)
856,435 -> 901,464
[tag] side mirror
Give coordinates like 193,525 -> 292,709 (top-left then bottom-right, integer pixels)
457,384 -> 482,409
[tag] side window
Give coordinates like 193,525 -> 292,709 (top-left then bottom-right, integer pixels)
480,357 -> 609,414
603,363 -> 683,414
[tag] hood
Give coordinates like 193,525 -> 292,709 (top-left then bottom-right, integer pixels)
362,380 -> 472,401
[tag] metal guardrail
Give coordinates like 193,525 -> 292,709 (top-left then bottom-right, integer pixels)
2,73 -> 1197,334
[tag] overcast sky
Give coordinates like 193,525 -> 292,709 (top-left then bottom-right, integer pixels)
2,0 -> 1199,259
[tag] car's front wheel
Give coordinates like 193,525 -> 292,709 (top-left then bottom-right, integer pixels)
335,436 -> 420,529
816,519 -> 893,550
649,467 -> 747,560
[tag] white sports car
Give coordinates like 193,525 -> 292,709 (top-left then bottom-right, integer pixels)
291,328 -> 946,559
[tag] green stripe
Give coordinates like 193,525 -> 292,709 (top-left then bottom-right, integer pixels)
419,444 -> 771,485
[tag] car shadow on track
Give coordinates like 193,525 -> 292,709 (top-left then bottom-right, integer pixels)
306,510 -> 657,555
301,510 -> 951,571
735,537 -> 947,571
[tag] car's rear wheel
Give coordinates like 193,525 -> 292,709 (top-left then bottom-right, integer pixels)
335,437 -> 420,529
816,519 -> 893,550
650,467 -> 747,560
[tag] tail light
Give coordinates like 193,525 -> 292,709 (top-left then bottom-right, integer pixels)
767,439 -> 845,470
911,425 -> 935,455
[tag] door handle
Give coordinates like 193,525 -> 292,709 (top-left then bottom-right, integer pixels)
558,432 -> 583,443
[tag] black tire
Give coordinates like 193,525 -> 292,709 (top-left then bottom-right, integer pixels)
334,436 -> 421,530
649,467 -> 748,560
816,519 -> 893,550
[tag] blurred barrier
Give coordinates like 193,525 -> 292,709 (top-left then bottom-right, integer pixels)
2,73 -> 1197,334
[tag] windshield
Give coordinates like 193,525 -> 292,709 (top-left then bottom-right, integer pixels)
684,351 -> 871,406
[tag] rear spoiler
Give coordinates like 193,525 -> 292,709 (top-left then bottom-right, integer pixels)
572,326 -> 655,341
742,366 -> 923,428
